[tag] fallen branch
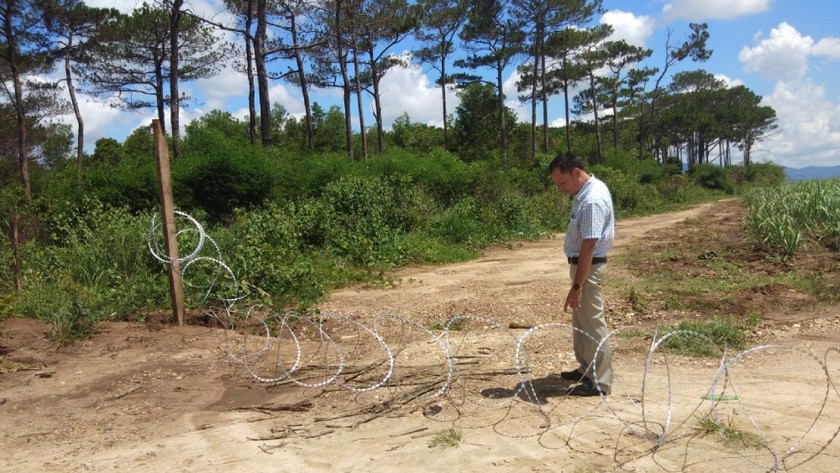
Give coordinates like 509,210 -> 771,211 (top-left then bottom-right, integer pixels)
230,401 -> 312,413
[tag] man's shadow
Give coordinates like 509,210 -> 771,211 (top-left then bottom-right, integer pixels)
480,374 -> 574,405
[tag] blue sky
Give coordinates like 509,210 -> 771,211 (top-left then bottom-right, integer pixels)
67,0 -> 840,169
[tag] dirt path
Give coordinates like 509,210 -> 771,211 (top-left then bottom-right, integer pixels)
1,200 -> 838,472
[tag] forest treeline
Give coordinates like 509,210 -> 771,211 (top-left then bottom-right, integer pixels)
1,0 -> 784,342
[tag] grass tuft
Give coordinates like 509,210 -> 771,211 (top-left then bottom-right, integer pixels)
696,414 -> 767,449
430,427 -> 462,448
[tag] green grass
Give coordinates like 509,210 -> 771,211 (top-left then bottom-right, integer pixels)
430,428 -> 462,448
661,317 -> 746,358
429,318 -> 466,331
696,414 -> 767,449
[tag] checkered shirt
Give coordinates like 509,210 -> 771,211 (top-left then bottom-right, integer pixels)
564,175 -> 614,258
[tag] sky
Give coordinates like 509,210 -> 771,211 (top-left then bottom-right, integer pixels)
63,0 -> 840,169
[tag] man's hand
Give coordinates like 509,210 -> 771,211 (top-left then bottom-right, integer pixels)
564,287 -> 582,312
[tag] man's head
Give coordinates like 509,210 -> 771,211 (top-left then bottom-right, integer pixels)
548,151 -> 589,196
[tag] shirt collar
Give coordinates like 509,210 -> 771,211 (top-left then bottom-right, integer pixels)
574,175 -> 594,200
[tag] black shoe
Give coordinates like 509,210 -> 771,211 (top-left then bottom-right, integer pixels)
560,370 -> 584,381
566,379 -> 607,397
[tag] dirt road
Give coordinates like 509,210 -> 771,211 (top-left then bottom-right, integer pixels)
1,200 -> 838,472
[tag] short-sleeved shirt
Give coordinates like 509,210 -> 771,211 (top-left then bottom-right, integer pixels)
564,175 -> 614,258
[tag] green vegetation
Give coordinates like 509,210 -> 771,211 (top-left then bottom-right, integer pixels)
696,414 -> 767,449
661,317 -> 747,358
1,109 -> 761,344
430,428 -> 462,448
744,178 -> 840,259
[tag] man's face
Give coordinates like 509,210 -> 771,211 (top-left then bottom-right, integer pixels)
550,168 -> 581,196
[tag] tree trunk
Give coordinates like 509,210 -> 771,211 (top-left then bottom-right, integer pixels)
611,86 -> 619,150
529,42 -> 538,160
636,101 -> 645,161
588,70 -> 602,163
368,47 -> 383,153
245,1 -> 257,145
349,7 -> 367,160
4,1 -> 31,201
496,63 -> 506,155
290,13 -> 313,150
11,205 -> 22,294
562,61 -> 572,152
65,31 -> 85,171
169,0 -> 184,160
441,55 -> 449,151
255,0 -> 272,146
539,33 -> 548,154
335,0 -> 353,159
155,61 -> 167,133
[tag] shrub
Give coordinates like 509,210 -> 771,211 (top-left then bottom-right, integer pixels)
690,163 -> 734,193
175,145 -> 275,223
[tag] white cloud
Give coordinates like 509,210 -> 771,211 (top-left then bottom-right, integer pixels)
601,10 -> 655,48
661,0 -> 770,22
266,83 -> 306,117
501,69 -> 529,124
739,22 -> 813,82
377,54 -> 460,129
82,0 -> 142,14
812,37 -> 840,60
756,78 -> 840,168
194,64 -> 247,112
714,73 -> 744,88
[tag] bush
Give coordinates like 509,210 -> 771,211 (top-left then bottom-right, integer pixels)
690,163 -> 734,193
590,165 -> 659,215
729,162 -> 785,187
13,200 -> 167,342
175,145 -> 275,223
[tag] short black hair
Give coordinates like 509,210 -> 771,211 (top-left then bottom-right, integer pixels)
548,151 -> 585,174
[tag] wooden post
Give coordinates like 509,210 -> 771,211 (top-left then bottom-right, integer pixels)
152,119 -> 186,326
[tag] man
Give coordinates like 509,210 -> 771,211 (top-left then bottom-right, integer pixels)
548,151 -> 614,397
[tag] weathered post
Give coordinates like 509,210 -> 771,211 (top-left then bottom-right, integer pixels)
152,119 -> 186,326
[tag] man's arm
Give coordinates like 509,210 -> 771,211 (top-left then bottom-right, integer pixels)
564,238 -> 598,312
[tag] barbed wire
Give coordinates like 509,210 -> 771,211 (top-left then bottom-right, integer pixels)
148,211 -> 840,471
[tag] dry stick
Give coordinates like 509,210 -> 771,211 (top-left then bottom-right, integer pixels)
230,400 -> 313,413
257,442 -> 286,454
112,384 -> 142,400
390,427 -> 428,437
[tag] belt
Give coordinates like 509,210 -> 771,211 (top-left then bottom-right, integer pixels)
568,256 -> 607,265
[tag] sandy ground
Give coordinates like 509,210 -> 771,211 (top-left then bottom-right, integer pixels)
1,200 -> 839,472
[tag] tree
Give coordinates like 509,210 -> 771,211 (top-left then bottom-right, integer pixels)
451,82 -> 516,161
0,0 -> 54,200
83,4 -> 227,140
219,0 -> 258,144
512,0 -> 602,158
726,86 -> 776,165
273,0 -> 317,150
414,0 -> 467,151
601,40 -> 651,149
42,1 -> 118,171
167,0 -> 185,159
571,24 -> 611,163
638,22 -> 712,161
456,0 -> 524,155
541,26 -> 590,152
357,0 -> 417,153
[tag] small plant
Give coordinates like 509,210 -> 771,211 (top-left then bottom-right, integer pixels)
429,318 -> 466,331
696,414 -> 767,449
430,428 -> 462,448
628,286 -> 649,313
